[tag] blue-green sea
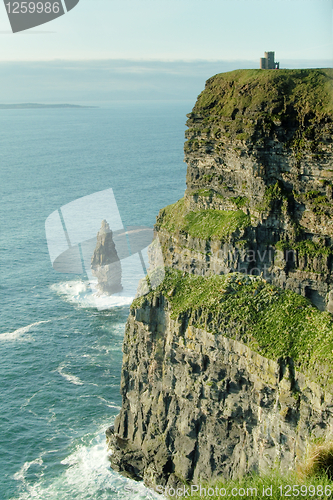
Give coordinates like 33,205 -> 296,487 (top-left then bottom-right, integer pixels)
0,101 -> 189,499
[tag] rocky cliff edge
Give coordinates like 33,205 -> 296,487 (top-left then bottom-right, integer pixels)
107,69 -> 333,489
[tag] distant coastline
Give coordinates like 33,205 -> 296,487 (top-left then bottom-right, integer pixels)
0,103 -> 98,109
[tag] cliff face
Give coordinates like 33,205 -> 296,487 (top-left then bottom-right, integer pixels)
108,69 -> 333,488
108,270 -> 333,488
157,69 -> 333,312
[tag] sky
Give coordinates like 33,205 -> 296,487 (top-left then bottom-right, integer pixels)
0,0 -> 331,102
0,0 -> 331,62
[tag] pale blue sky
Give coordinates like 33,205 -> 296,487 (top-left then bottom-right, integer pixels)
0,0 -> 331,62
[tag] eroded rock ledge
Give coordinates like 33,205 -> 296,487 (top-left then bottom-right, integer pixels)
107,283 -> 333,489
107,69 -> 333,489
156,68 -> 333,312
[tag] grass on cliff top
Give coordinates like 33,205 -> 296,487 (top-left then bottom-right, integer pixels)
134,268 -> 333,390
178,471 -> 333,500
157,198 -> 250,241
194,68 -> 333,119
186,68 -> 333,149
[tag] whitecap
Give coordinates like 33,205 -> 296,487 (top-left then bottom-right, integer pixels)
10,426 -> 163,500
50,279 -> 134,311
50,280 -> 90,306
0,320 -> 51,342
13,457 -> 43,482
96,396 -> 122,410
57,363 -> 84,386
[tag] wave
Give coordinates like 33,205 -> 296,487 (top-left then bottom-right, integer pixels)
96,396 -> 122,410
57,363 -> 84,386
51,279 -> 134,310
13,457 -> 44,482
11,427 -> 162,500
0,320 -> 51,342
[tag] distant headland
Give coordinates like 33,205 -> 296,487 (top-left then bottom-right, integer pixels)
0,103 -> 98,109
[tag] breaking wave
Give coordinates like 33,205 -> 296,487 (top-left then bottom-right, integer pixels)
0,320 -> 51,342
51,280 -> 134,310
12,428 -> 162,500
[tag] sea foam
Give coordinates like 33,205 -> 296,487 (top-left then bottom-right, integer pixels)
51,279 -> 134,310
0,320 -> 51,342
56,363 -> 84,386
12,427 -> 162,500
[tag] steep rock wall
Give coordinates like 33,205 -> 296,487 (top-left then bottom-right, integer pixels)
108,292 -> 333,489
91,219 -> 123,295
107,69 -> 333,489
156,69 -> 333,311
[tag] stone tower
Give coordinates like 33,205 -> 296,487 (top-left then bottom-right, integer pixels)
260,51 -> 279,69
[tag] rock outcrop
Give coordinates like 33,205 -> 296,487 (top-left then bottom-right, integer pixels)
107,69 -> 333,489
156,69 -> 333,312
108,269 -> 333,488
91,220 -> 122,295
108,287 -> 333,489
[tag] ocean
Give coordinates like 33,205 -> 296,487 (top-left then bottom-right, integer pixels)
0,101 -> 190,499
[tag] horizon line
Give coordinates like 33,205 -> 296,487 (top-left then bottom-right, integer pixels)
0,57 -> 331,64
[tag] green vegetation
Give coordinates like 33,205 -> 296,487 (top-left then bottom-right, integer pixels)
235,132 -> 249,141
295,240 -> 333,258
304,190 -> 321,200
191,189 -> 224,200
299,442 -> 333,481
303,191 -> 331,216
265,181 -> 287,205
133,269 -> 333,390
275,240 -> 292,252
177,471 -> 333,499
192,189 -> 215,198
202,173 -> 214,183
275,239 -> 332,259
255,181 -> 290,213
157,198 -> 250,241
180,441 -> 333,499
185,68 -> 333,155
230,195 -> 249,209
290,188 -> 333,218
157,198 -> 187,233
184,209 -> 249,240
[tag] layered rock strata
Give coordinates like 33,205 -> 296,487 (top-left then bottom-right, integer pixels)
157,69 -> 333,312
107,69 -> 333,489
108,289 -> 333,489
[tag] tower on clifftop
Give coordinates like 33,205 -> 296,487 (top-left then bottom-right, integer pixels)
260,51 -> 279,69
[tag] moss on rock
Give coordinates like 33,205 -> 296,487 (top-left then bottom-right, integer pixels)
133,268 -> 333,391
185,68 -> 333,154
157,198 -> 250,241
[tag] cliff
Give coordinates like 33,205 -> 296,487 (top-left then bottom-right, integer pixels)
158,68 -> 333,312
107,69 -> 333,489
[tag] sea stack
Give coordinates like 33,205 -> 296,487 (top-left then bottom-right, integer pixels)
91,220 -> 123,295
